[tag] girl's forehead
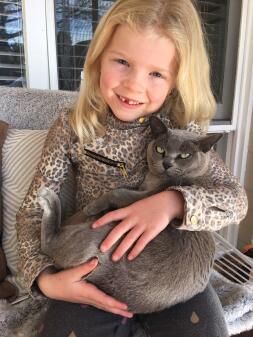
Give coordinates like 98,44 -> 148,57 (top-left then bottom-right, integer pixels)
109,23 -> 173,49
105,23 -> 178,72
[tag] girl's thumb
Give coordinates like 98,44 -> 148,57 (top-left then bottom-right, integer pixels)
78,258 -> 98,276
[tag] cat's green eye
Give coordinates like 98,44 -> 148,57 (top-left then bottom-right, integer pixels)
180,153 -> 191,159
156,146 -> 165,155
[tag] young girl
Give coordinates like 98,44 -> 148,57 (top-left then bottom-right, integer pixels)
16,0 -> 247,336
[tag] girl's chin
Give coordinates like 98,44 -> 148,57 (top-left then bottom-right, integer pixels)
113,111 -> 144,122
109,107 -> 142,122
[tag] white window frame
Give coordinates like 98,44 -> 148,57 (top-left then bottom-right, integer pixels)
22,0 -> 49,88
45,0 -> 58,89
223,0 -> 253,245
21,0 -> 253,245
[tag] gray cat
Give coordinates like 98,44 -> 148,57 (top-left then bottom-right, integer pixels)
38,116 -> 222,313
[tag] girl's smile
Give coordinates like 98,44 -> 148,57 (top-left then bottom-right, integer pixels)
99,24 -> 178,122
117,94 -> 144,108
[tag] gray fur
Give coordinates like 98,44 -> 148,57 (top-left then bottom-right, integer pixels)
0,297 -> 48,337
38,116 -> 222,313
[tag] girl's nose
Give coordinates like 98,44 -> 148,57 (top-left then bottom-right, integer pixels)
122,70 -> 145,93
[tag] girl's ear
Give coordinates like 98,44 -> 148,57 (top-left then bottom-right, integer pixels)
193,133 -> 223,153
149,116 -> 168,137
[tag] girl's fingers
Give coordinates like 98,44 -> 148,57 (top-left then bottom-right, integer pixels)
100,306 -> 133,318
92,208 -> 129,228
86,283 -> 128,310
71,258 -> 98,279
128,230 -> 158,260
85,283 -> 133,317
93,301 -> 133,317
111,226 -> 144,261
99,218 -> 135,253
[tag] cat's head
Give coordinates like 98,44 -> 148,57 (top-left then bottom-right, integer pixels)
147,116 -> 223,179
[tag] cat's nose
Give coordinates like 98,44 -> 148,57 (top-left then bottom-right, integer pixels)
163,160 -> 173,170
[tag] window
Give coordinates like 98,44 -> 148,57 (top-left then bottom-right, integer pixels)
197,0 -> 242,122
0,0 -> 26,87
55,0 -> 113,91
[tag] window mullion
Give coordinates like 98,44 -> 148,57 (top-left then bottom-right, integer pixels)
46,0 -> 58,90
22,0 -> 49,89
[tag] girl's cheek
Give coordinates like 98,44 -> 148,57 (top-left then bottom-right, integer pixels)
100,71 -> 115,89
149,83 -> 171,103
101,68 -> 123,87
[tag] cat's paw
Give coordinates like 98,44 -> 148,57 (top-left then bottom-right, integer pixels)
84,194 -> 116,216
38,187 -> 62,230
38,187 -> 54,211
84,201 -> 109,216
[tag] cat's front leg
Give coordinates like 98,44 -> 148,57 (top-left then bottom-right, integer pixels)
84,189 -> 151,216
38,187 -> 62,252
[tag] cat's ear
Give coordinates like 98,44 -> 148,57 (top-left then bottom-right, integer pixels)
149,116 -> 168,137
194,133 -> 223,153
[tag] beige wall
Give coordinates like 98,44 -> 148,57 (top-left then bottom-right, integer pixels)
238,111 -> 253,249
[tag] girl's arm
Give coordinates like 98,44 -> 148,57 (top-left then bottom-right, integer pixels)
167,149 -> 248,231
16,112 -> 132,316
36,259 -> 132,317
16,112 -> 72,294
166,121 -> 248,231
92,126 -> 248,260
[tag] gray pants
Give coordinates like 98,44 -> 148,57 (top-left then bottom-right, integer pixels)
38,284 -> 229,337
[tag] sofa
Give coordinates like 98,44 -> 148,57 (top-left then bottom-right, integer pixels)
0,86 -> 253,336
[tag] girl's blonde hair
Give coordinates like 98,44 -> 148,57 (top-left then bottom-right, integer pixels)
70,0 -> 216,143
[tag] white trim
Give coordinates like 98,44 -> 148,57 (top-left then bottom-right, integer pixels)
215,1 -> 242,121
225,132 -> 235,169
217,132 -> 234,241
208,125 -> 235,133
231,0 -> 253,184
22,0 -> 50,89
225,0 -> 253,246
45,0 -> 59,90
21,0 -> 29,87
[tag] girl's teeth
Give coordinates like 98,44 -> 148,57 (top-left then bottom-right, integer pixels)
119,96 -> 140,105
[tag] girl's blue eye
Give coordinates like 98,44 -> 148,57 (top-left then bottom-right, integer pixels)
151,72 -> 162,78
116,59 -> 129,66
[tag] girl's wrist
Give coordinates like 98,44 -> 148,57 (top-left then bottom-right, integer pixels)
173,190 -> 185,219
37,266 -> 57,280
36,266 -> 57,294
162,190 -> 185,221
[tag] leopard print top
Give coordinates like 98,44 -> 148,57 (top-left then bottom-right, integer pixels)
16,109 -> 248,295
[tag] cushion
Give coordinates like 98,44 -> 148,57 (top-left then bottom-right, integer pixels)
2,128 -> 76,280
2,129 -> 48,276
0,87 -> 77,130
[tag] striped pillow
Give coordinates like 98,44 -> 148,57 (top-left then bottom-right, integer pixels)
2,129 -> 48,276
2,129 -> 76,279
2,129 -> 76,280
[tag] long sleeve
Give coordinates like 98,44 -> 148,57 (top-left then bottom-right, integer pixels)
16,112 -> 72,295
168,122 -> 248,231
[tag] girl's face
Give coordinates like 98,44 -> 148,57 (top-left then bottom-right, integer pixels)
99,23 -> 178,122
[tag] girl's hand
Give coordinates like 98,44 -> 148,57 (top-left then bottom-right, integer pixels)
37,259 -> 133,318
92,191 -> 184,261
